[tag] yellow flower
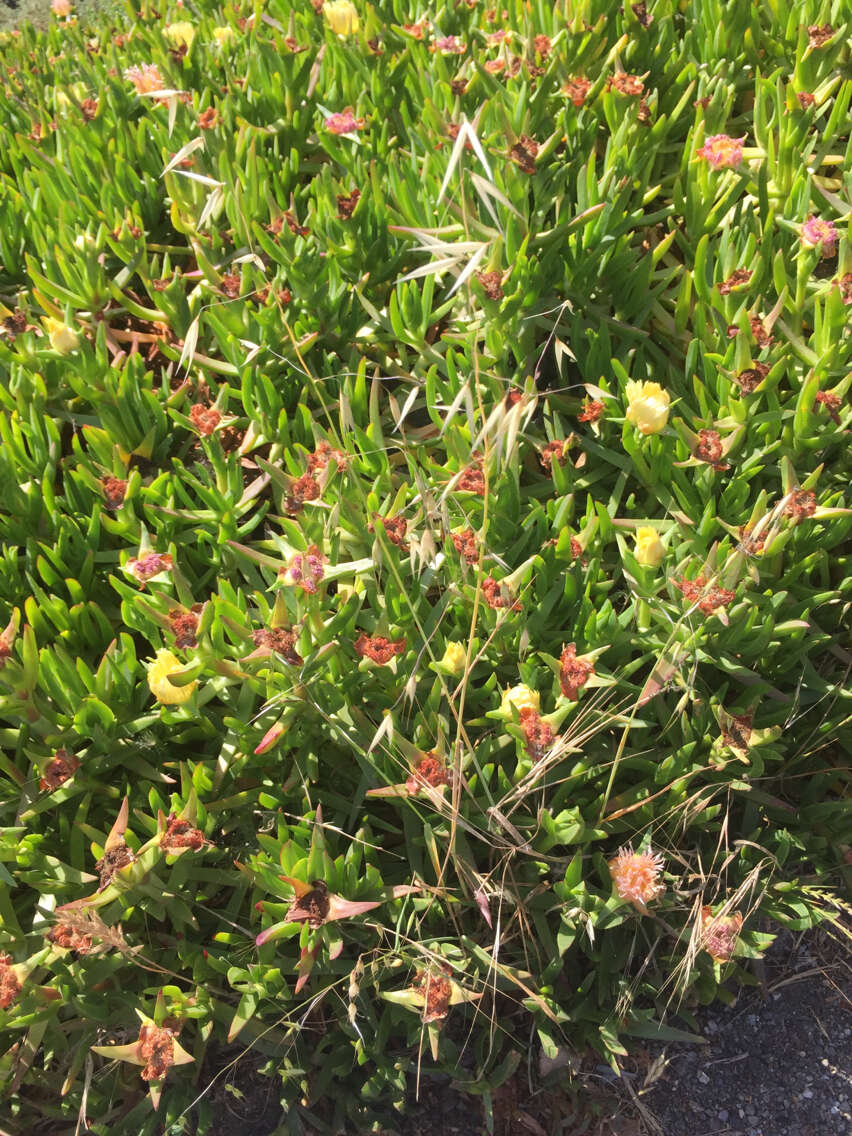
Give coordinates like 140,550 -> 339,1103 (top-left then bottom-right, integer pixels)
625,381 -> 670,435
164,21 -> 195,49
634,527 -> 665,568
147,649 -> 197,705
212,25 -> 236,48
501,684 -> 540,717
44,317 -> 79,354
323,0 -> 360,36
440,641 -> 467,676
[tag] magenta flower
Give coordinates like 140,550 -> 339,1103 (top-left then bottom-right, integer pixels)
800,216 -> 838,258
696,134 -> 745,169
325,107 -> 365,135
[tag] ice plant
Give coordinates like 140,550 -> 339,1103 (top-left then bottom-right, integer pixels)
697,133 -> 745,169
539,439 -> 569,469
323,0 -> 360,36
147,649 -> 197,705
578,399 -> 605,423
800,216 -> 837,258
624,381 -> 670,434
564,76 -> 592,106
634,527 -> 665,567
47,923 -> 93,955
672,575 -> 736,616
451,528 -> 478,563
101,476 -> 127,509
700,907 -> 743,962
43,316 -> 78,354
518,707 -> 554,761
158,812 -> 205,856
383,965 -> 482,1046
0,609 -> 20,665
559,644 -> 594,701
609,846 -> 665,913
51,0 -> 72,14
501,683 -> 540,717
168,607 -> 200,649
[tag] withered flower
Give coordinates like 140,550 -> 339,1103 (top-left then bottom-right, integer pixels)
735,362 -> 769,393
47,923 -> 93,955
336,189 -> 360,219
168,606 -> 201,649
783,489 -> 817,522
482,577 -> 521,610
405,752 -> 451,794
376,515 -> 408,550
518,707 -> 554,761
451,528 -> 478,564
128,551 -> 173,584
560,644 -> 594,701
578,399 -> 605,423
306,439 -> 348,474
354,634 -> 406,664
608,72 -> 644,96
701,907 -> 743,962
0,954 -> 22,1010
807,24 -> 833,49
564,76 -> 591,106
717,268 -> 752,295
250,627 -> 303,665
91,1018 -> 193,1089
694,429 -> 729,470
539,439 -> 568,470
40,749 -> 80,792
102,476 -> 127,509
672,575 -> 736,615
159,813 -> 205,855
509,135 -> 538,174
476,270 -> 504,300
284,473 -> 321,515
749,315 -> 773,347
456,463 -> 486,495
814,390 -> 842,424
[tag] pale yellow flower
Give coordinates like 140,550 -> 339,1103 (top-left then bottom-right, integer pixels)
147,649 -> 197,705
44,317 -> 79,354
323,0 -> 360,36
212,25 -> 236,48
164,21 -> 195,49
440,641 -> 467,676
634,527 -> 665,568
625,381 -> 670,435
501,684 -> 540,717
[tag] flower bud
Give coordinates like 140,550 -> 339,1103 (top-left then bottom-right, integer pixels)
164,21 -> 195,49
625,380 -> 670,435
212,25 -> 236,48
43,317 -> 79,354
439,641 -> 467,676
634,526 -> 665,567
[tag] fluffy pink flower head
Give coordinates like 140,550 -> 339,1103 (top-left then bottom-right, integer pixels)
325,107 -> 365,135
800,216 -> 837,258
697,133 -> 745,169
609,845 -> 665,912
125,64 -> 165,95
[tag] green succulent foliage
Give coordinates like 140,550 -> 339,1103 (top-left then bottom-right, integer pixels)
0,0 -> 850,1132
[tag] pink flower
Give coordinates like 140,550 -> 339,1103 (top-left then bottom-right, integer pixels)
125,64 -> 165,96
433,35 -> 466,54
278,546 -> 325,594
608,846 -> 665,912
696,133 -> 745,169
325,107 -> 365,135
800,215 -> 838,258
